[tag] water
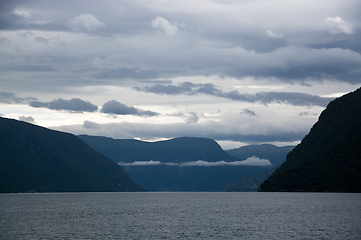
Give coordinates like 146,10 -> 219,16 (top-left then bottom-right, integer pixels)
1,192 -> 360,239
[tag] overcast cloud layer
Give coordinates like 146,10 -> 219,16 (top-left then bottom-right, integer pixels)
0,0 -> 360,149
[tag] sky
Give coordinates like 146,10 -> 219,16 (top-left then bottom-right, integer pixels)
1,0 -> 360,150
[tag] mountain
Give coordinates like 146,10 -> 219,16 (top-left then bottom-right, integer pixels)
0,117 -> 145,193
226,144 -> 294,166
122,164 -> 272,192
78,135 -> 239,163
259,88 -> 361,192
218,144 -> 293,192
220,167 -> 277,192
78,135 -> 273,191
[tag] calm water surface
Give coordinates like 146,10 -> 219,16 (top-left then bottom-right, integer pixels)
1,192 -> 360,239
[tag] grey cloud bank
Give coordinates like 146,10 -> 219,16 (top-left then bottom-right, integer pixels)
100,100 -> 159,117
1,0 -> 360,147
29,98 -> 98,113
0,92 -> 37,104
55,114 -> 312,144
1,0 -> 360,91
134,82 -> 334,107
83,120 -> 102,129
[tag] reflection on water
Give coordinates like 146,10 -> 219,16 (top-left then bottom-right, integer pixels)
1,192 -> 360,239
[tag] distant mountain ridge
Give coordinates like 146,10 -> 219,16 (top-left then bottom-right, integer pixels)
226,144 -> 294,166
259,88 -> 361,192
79,135 -> 289,191
78,135 -> 240,163
0,117 -> 144,193
219,144 -> 293,191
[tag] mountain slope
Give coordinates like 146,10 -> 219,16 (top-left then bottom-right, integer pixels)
259,88 -> 361,192
219,144 -> 293,192
220,167 -> 277,192
78,135 -> 272,191
226,144 -> 294,166
78,135 -> 240,163
0,117 -> 145,193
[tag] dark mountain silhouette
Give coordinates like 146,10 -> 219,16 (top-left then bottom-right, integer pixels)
220,167 -> 277,192
78,135 -> 240,163
217,144 -> 293,192
78,135 -> 274,191
122,164 -> 272,191
259,88 -> 361,192
0,117 -> 144,193
226,144 -> 294,166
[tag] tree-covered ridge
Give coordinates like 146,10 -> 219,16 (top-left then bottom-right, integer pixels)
0,117 -> 145,193
259,88 -> 361,192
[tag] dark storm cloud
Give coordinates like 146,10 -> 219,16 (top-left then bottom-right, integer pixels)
100,100 -> 159,117
0,92 -> 37,104
134,82 -> 334,107
29,98 -> 98,113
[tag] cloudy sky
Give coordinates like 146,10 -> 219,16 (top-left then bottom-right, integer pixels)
1,0 -> 360,149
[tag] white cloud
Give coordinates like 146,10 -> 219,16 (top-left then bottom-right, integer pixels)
180,157 -> 271,167
325,16 -> 354,35
185,112 -> 199,123
68,14 -> 106,31
83,120 -> 101,129
118,156 -> 271,167
14,9 -> 31,18
233,156 -> 272,166
266,30 -> 284,39
18,116 -> 35,123
151,16 -> 179,36
119,160 -> 161,166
